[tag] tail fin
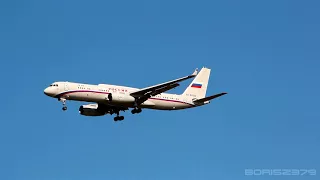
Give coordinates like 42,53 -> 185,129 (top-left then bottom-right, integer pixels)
182,67 -> 211,98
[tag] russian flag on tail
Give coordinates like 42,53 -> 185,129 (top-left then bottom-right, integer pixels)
191,83 -> 202,88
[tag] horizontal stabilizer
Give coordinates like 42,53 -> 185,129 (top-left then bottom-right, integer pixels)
193,92 -> 227,104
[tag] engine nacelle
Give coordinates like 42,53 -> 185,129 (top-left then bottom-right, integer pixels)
79,104 -> 105,116
107,93 -> 135,104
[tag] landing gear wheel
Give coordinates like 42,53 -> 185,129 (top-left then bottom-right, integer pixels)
59,98 -> 67,111
114,116 -> 125,121
131,108 -> 142,114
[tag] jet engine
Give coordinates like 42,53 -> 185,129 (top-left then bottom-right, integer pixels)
107,93 -> 135,103
79,104 -> 105,116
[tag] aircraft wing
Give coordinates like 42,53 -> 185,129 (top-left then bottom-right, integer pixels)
130,68 -> 198,103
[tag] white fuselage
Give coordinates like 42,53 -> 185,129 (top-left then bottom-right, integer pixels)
44,82 -> 195,110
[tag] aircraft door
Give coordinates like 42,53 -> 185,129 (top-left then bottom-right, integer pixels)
64,83 -> 69,91
118,92 -> 124,101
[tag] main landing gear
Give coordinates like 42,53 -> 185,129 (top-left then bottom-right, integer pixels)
131,108 -> 142,114
114,116 -> 124,121
131,99 -> 142,114
114,110 -> 124,121
59,98 -> 67,111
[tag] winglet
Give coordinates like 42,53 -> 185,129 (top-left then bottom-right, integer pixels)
191,68 -> 198,77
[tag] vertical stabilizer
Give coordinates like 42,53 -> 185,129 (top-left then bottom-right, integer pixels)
182,67 -> 211,99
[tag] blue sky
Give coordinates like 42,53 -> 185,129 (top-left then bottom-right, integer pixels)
0,0 -> 319,179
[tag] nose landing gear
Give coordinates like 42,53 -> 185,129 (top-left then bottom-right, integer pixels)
59,98 -> 67,111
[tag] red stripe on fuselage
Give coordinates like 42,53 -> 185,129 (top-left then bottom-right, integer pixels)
55,90 -> 193,106
55,90 -> 109,98
149,97 -> 193,105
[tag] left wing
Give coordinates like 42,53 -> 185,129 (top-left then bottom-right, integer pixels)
130,68 -> 198,104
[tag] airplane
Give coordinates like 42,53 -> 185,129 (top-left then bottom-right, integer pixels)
44,67 -> 227,121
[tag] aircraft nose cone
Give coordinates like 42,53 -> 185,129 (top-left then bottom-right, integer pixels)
44,87 -> 51,96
